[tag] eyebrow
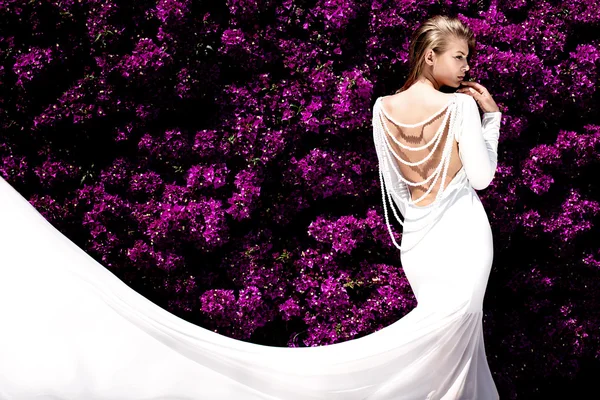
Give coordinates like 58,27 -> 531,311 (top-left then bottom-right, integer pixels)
457,51 -> 468,55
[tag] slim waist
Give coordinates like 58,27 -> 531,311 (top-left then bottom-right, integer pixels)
405,171 -> 470,217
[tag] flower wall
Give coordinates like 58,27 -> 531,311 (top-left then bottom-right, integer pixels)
0,0 -> 598,398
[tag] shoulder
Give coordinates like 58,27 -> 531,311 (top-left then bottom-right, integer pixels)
455,92 -> 476,107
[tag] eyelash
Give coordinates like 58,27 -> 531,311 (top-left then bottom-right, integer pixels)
456,56 -> 466,60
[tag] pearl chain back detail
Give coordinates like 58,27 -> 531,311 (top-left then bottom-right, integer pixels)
373,94 -> 462,250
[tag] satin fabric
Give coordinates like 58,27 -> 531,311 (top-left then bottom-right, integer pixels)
0,93 -> 502,399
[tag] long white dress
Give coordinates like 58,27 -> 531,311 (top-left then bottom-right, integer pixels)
0,92 -> 502,399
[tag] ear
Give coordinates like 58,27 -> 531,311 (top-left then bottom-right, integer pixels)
424,49 -> 435,66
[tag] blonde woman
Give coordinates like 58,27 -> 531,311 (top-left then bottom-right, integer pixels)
372,14 -> 502,398
0,15 -> 500,400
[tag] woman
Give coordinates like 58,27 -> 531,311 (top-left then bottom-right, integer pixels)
372,14 -> 502,399
0,15 -> 501,400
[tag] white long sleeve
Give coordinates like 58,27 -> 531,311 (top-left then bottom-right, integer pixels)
456,94 -> 502,190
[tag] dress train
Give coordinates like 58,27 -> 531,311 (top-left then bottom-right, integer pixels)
0,92 -> 501,399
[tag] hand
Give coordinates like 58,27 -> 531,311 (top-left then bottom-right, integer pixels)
457,81 -> 500,113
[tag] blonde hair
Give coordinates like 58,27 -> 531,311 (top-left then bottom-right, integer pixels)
395,15 -> 476,94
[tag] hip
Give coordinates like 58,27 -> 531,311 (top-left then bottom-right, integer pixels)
400,186 -> 493,255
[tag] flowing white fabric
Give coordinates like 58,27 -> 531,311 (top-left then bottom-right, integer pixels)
0,92 -> 502,399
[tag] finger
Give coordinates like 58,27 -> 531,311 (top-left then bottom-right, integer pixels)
469,87 -> 481,99
459,82 -> 479,92
463,81 -> 487,94
459,86 -> 482,98
458,87 -> 476,95
462,87 -> 481,102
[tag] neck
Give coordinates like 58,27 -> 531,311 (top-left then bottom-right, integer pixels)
413,76 -> 441,91
409,81 -> 441,95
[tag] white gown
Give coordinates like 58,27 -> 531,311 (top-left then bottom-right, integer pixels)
0,92 -> 502,399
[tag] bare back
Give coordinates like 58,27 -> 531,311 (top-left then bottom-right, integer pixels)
379,91 -> 463,207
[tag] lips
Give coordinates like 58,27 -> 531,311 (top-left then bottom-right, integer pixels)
458,76 -> 464,80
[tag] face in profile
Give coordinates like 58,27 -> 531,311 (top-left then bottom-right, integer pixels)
427,38 -> 471,90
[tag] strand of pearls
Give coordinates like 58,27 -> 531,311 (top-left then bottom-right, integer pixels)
378,96 -> 454,128
400,102 -> 466,247
379,108 -> 449,167
377,101 -> 456,204
376,97 -> 450,151
378,160 -> 404,249
374,95 -> 462,250
376,97 -> 455,184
